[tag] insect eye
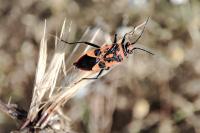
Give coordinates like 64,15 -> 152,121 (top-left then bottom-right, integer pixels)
94,49 -> 101,56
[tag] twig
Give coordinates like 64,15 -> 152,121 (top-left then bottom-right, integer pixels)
0,99 -> 27,121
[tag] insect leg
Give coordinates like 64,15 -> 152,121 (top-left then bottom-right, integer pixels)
121,28 -> 136,55
122,33 -> 128,44
82,69 -> 104,80
114,33 -> 117,43
104,34 -> 119,57
61,39 -> 100,48
121,34 -> 129,56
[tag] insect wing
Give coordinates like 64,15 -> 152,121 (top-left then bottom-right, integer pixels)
74,54 -> 99,71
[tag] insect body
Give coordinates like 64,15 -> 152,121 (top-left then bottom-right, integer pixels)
62,18 -> 153,80
73,39 -> 124,72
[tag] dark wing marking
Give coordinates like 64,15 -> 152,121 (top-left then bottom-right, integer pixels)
74,54 -> 98,71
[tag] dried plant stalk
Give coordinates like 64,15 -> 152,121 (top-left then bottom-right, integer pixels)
22,20 -> 67,129
36,29 -> 104,128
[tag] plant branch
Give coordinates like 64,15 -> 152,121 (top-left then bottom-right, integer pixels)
0,99 -> 27,121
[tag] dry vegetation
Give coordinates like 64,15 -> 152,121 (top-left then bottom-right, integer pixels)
0,0 -> 200,133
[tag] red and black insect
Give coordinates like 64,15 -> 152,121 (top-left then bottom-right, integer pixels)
62,18 -> 153,80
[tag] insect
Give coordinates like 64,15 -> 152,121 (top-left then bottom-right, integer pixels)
61,18 -> 153,80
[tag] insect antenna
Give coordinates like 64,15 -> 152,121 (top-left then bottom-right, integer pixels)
132,47 -> 154,55
131,17 -> 150,45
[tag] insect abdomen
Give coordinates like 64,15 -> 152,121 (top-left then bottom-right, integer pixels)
74,54 -> 97,71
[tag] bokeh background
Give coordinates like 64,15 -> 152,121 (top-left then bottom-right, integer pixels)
0,0 -> 200,132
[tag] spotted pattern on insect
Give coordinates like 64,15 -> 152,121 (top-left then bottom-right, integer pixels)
61,17 -> 153,80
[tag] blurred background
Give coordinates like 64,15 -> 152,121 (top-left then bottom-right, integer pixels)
0,0 -> 200,132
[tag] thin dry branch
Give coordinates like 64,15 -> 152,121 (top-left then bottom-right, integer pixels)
0,99 -> 27,121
